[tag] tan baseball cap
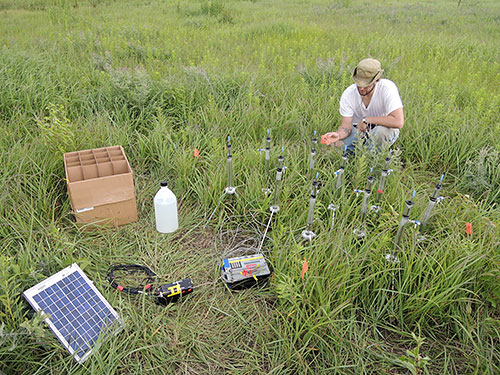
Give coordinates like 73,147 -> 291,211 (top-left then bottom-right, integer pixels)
352,58 -> 384,87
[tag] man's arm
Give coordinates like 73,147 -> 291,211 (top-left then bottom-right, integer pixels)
322,116 -> 353,145
337,116 -> 353,139
363,107 -> 404,130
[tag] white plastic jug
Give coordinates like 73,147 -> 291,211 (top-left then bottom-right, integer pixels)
154,181 -> 178,233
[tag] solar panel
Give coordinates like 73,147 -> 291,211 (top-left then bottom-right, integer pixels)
23,263 -> 122,363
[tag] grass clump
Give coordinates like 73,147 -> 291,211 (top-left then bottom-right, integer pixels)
0,0 -> 499,374
460,147 -> 500,204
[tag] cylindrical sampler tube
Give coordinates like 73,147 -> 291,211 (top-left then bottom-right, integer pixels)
360,192 -> 371,216
383,156 -> 391,170
227,154 -> 233,188
306,180 -> 319,230
306,195 -> 317,231
431,182 -> 443,199
330,205 -> 337,230
341,152 -> 348,168
420,199 -> 436,228
309,150 -> 316,176
272,167 -> 283,208
377,170 -> 388,194
277,147 -> 284,170
360,176 -> 374,214
226,140 -> 233,188
312,137 -> 318,152
419,176 -> 443,228
265,136 -> 271,172
393,199 -> 414,249
277,155 -> 284,170
377,151 -> 392,194
365,172 -> 374,190
335,168 -> 344,190
336,151 -> 349,190
420,174 -> 444,229
308,137 -> 318,177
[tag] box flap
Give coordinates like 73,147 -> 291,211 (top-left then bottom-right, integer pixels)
68,174 -> 135,210
74,198 -> 138,227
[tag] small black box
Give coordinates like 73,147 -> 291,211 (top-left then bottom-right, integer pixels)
155,278 -> 193,305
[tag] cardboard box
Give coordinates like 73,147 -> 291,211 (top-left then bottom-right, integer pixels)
64,146 -> 138,226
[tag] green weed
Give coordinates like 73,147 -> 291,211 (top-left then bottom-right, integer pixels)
0,0 -> 499,373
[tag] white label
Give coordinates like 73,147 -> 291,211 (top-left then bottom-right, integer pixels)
76,207 -> 94,213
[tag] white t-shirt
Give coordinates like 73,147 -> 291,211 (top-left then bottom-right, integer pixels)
339,79 -> 403,124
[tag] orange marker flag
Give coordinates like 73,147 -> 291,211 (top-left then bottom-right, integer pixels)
194,148 -> 200,158
465,222 -> 472,235
301,258 -> 309,280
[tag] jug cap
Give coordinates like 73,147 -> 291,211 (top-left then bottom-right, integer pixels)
160,181 -> 167,187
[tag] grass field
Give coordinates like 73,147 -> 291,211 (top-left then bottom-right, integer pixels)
1,0 -> 499,373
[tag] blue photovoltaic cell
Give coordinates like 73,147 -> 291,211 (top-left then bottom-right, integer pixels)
23,264 -> 121,363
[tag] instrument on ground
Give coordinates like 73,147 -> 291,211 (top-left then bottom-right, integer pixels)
107,264 -> 193,305
221,254 -> 271,290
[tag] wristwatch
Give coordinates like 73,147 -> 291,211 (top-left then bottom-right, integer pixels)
362,117 -> 368,125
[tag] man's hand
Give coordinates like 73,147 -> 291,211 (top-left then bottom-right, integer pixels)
321,132 -> 340,146
358,120 -> 368,132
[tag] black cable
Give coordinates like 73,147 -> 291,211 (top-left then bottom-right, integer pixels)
107,264 -> 195,305
107,264 -> 157,295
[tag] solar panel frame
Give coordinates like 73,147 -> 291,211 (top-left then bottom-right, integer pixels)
23,263 -> 122,363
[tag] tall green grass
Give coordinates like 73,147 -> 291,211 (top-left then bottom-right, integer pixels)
1,0 -> 499,374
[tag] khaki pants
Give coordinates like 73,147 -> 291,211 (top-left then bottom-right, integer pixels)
342,125 -> 399,152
